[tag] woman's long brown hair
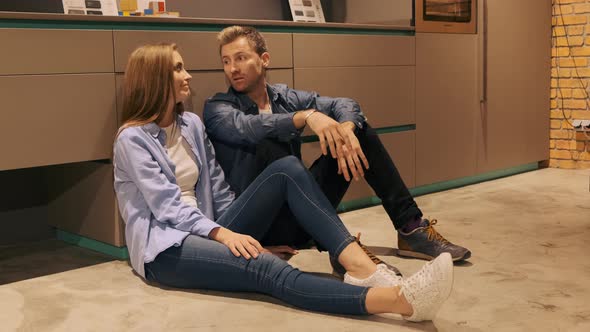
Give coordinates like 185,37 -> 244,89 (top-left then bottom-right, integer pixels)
118,43 -> 184,136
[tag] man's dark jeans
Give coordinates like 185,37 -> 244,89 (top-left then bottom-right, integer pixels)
256,123 -> 423,247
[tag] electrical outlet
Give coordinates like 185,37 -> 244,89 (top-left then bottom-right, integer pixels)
572,120 -> 590,131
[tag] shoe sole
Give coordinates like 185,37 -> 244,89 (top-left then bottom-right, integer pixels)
421,253 -> 454,321
396,249 -> 469,262
432,253 -> 455,319
438,253 -> 455,299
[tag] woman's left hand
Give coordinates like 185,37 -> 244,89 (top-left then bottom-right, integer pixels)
209,227 -> 264,259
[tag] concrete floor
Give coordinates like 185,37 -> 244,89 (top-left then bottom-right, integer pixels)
1,168 -> 589,331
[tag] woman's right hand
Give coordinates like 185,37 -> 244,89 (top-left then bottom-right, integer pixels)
208,227 -> 264,259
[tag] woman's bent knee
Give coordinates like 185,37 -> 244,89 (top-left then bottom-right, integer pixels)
269,156 -> 306,176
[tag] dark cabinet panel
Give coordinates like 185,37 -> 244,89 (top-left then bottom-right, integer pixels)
46,163 -> 124,247
416,33 -> 478,186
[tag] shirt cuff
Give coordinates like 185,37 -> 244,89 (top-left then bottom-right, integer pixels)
338,115 -> 366,130
191,218 -> 222,238
275,113 -> 300,141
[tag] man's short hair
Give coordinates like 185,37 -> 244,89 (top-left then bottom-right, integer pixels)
217,25 -> 268,56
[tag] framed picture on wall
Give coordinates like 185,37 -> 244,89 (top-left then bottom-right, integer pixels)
288,0 -> 325,23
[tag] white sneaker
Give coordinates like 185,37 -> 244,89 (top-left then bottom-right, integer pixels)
343,263 -> 403,288
400,252 -> 454,322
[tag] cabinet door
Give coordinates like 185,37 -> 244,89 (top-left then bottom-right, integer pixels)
476,0 -> 551,172
0,74 -> 117,171
415,33 -> 478,186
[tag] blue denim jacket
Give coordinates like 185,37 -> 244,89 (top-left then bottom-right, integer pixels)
113,112 -> 234,278
203,83 -> 366,195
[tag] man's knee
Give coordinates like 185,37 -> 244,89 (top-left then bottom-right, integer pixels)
255,139 -> 292,171
256,139 -> 291,159
355,122 -> 374,139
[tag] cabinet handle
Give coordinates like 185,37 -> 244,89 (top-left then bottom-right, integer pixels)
478,0 -> 488,108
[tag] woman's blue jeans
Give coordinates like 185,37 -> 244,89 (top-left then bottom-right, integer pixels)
145,156 -> 369,315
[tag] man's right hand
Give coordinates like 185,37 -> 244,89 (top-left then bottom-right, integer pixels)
293,110 -> 368,182
208,227 -> 264,259
305,111 -> 350,159
336,121 -> 369,182
262,245 -> 299,260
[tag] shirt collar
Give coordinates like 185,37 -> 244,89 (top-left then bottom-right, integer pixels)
144,122 -> 161,138
142,113 -> 188,138
267,84 -> 282,102
228,83 -> 283,110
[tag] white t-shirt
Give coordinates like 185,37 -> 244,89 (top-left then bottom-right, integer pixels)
164,124 -> 199,207
259,102 -> 272,114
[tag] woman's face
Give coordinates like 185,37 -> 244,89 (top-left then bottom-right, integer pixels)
172,50 -> 192,103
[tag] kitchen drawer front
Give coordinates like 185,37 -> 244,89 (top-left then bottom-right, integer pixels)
0,28 -> 113,75
114,30 -> 292,72
0,74 -> 117,170
294,66 -> 415,128
293,34 -> 414,67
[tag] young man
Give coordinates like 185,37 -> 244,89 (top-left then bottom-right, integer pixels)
203,26 -> 471,269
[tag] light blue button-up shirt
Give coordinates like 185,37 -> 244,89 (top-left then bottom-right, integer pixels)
113,112 -> 234,278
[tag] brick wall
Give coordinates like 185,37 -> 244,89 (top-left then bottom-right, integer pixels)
551,0 -> 590,169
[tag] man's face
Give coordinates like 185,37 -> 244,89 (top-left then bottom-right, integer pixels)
220,37 -> 269,93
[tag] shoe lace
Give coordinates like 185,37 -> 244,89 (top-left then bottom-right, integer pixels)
403,260 -> 436,299
376,263 -> 403,284
355,233 -> 384,265
424,219 -> 450,245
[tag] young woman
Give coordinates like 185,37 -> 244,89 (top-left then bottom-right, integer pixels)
113,43 -> 454,322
